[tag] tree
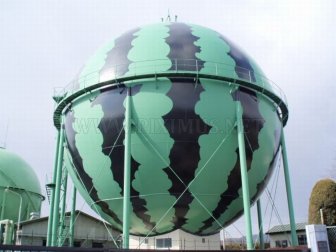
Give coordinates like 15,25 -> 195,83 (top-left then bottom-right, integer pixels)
308,179 -> 336,226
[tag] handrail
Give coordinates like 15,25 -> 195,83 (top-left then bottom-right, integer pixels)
0,185 -> 45,200
53,59 -> 289,129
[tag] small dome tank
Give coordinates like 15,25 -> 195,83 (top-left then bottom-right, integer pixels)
54,22 -> 288,236
0,148 -> 44,222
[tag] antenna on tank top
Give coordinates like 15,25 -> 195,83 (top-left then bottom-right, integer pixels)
0,120 -> 9,149
161,10 -> 178,22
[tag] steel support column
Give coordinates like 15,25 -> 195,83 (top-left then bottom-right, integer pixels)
51,118 -> 65,246
58,169 -> 68,246
236,102 -> 253,250
1,190 -> 7,220
46,129 -> 61,246
69,186 -> 76,247
257,199 -> 264,249
122,87 -> 132,249
281,126 -> 298,246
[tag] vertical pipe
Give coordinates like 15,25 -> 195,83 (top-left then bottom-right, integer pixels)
122,87 -> 132,249
17,192 -> 22,232
26,204 -> 30,220
51,119 -> 65,246
222,230 -> 226,250
69,186 -> 76,247
320,208 -> 325,225
1,190 -> 7,220
280,126 -> 298,246
257,200 -> 264,249
236,102 -> 253,250
16,192 -> 22,244
47,129 -> 61,246
58,169 -> 68,246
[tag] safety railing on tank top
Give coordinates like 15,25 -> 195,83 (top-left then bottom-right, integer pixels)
54,59 -> 286,104
53,58 -> 288,124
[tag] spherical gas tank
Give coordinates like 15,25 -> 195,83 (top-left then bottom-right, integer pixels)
0,148 -> 44,222
59,23 -> 287,236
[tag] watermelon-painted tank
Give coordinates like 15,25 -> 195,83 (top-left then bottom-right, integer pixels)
54,23 -> 288,236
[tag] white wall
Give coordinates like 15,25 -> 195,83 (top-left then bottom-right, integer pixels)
17,219 -> 48,246
17,213 -> 119,248
17,214 -> 221,250
129,229 -> 221,250
306,225 -> 330,252
269,230 -> 306,248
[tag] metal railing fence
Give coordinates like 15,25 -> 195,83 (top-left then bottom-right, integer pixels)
0,244 -> 310,252
54,58 -> 287,107
327,226 -> 336,252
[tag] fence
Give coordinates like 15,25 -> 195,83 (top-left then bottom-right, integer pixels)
327,226 -> 336,251
54,58 -> 287,107
0,244 -> 310,252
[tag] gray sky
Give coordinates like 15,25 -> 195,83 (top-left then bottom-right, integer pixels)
0,0 -> 335,238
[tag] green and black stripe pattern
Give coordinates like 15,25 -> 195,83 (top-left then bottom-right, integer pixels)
63,23 -> 282,236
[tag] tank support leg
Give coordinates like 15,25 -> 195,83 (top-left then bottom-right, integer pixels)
69,186 -> 76,247
281,126 -> 298,246
257,199 -> 264,249
123,87 -> 132,249
1,190 -> 7,220
47,128 -> 61,246
58,168 -> 68,246
236,102 -> 253,250
51,117 -> 65,246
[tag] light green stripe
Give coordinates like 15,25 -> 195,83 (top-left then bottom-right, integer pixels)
78,40 -> 115,89
126,24 -> 171,79
182,79 -> 238,232
248,57 -> 273,91
125,24 -> 176,234
191,24 -> 238,78
72,94 -> 123,230
180,26 -> 239,233
203,95 -> 280,233
63,149 -> 117,227
248,95 -> 281,195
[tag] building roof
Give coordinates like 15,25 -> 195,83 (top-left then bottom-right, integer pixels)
266,223 -> 307,235
19,210 -> 113,228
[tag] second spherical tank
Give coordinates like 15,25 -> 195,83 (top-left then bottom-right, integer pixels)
0,148 -> 44,222
59,23 -> 285,236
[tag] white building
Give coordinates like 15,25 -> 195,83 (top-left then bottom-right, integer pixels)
129,229 -> 221,250
266,223 -> 307,248
15,210 -> 221,250
16,210 -> 119,248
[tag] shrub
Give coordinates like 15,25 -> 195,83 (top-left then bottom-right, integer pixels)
308,179 -> 336,225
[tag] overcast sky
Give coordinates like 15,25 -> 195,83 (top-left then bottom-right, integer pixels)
0,0 -> 335,239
